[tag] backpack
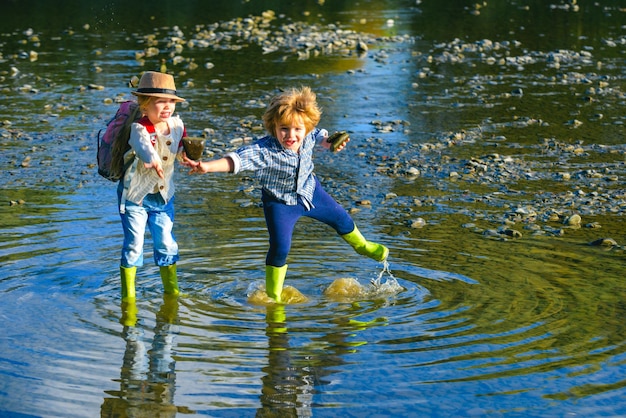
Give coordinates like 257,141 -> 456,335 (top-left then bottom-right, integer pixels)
97,101 -> 155,182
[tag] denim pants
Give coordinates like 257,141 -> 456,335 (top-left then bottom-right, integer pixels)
262,177 -> 354,267
118,189 -> 179,268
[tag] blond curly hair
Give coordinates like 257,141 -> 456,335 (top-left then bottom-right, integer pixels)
262,86 -> 322,137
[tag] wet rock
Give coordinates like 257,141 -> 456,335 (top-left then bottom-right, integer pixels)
505,206 -> 537,223
404,166 -> 420,177
544,227 -> 565,236
563,214 -> 581,227
499,227 -> 522,238
589,238 -> 618,247
408,218 -> 426,228
483,229 -> 500,238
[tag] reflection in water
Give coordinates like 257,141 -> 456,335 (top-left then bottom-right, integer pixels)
101,295 -> 180,417
258,305 -> 312,418
1,0 -> 626,416
258,302 -> 389,417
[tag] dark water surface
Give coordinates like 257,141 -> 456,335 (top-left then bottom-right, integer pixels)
1,1 -> 625,417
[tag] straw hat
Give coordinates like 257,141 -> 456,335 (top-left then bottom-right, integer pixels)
132,71 -> 185,102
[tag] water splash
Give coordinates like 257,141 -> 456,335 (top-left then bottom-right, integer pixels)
247,285 -> 309,306
324,260 -> 405,302
369,260 -> 404,295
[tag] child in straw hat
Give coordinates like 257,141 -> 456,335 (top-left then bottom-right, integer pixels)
118,71 -> 187,302
182,86 -> 388,303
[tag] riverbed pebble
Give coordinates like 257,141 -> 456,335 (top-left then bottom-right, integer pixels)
589,238 -> 618,247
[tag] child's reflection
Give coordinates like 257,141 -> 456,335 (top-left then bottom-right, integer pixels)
257,302 -> 387,417
258,304 -> 313,417
101,295 -> 179,417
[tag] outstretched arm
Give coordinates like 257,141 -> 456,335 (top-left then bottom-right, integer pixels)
181,153 -> 234,174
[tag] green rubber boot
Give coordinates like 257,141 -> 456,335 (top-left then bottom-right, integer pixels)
120,266 -> 137,302
160,264 -> 179,296
341,226 -> 389,262
265,264 -> 288,303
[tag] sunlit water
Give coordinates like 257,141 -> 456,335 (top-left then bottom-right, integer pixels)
1,1 -> 625,417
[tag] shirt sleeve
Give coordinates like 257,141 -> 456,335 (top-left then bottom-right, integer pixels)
233,140 -> 271,173
129,123 -> 159,164
314,128 -> 328,143
224,152 -> 242,174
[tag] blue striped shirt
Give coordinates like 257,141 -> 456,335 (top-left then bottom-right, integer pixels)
227,128 -> 327,209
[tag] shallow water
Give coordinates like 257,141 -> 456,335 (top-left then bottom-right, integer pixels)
1,1 -> 625,417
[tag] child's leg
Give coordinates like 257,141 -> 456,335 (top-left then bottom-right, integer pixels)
145,194 -> 179,266
118,194 -> 148,301
262,193 -> 303,301
119,200 -> 148,268
145,194 -> 180,295
305,177 -> 354,234
262,193 -> 303,267
307,178 -> 388,262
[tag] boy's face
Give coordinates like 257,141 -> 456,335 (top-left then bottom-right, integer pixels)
275,116 -> 307,152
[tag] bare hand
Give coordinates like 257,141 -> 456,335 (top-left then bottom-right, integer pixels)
333,136 -> 349,152
144,161 -> 164,179
324,131 -> 350,152
322,132 -> 350,152
181,152 -> 204,174
180,152 -> 196,167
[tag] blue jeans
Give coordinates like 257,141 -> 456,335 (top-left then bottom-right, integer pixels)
262,177 -> 354,267
118,189 -> 179,268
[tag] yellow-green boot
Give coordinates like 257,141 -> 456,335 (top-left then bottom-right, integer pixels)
265,264 -> 288,303
341,226 -> 389,262
120,266 -> 137,302
160,264 -> 179,296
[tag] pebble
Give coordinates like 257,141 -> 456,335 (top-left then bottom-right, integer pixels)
563,214 -> 581,226
408,218 -> 426,228
589,238 -> 618,247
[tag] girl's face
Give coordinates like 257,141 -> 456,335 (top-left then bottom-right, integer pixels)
144,98 -> 177,125
275,116 -> 307,152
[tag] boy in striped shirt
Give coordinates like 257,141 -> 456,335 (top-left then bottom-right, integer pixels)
183,86 -> 388,302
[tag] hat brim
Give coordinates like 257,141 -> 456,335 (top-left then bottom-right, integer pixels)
131,91 -> 186,102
